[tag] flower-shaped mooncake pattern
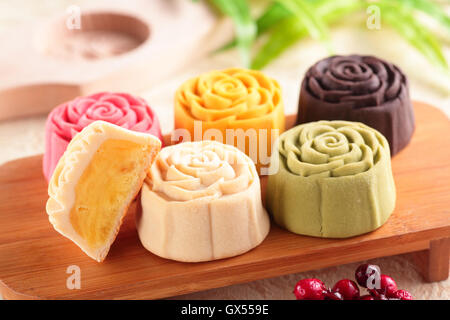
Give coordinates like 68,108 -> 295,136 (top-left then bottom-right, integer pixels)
43,92 -> 162,181
267,121 -> 396,238
137,140 -> 270,262
297,55 -> 415,156
174,68 -> 285,174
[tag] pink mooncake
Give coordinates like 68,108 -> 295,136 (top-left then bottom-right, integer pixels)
43,92 -> 163,181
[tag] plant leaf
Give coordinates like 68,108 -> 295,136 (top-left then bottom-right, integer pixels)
214,2 -> 290,53
252,0 -> 362,69
209,0 -> 256,67
276,0 -> 332,51
378,1 -> 448,69
215,0 -> 356,53
256,2 -> 291,34
313,0 -> 363,22
251,17 -> 306,70
395,0 -> 450,32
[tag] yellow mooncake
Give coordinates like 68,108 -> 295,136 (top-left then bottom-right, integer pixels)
46,121 -> 161,262
174,68 -> 285,174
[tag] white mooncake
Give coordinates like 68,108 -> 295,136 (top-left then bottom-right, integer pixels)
137,140 -> 270,262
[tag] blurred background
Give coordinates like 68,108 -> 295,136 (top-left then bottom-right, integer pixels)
0,0 -> 449,299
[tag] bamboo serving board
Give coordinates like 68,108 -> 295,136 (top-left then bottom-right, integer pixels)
0,102 -> 449,300
0,0 -> 227,121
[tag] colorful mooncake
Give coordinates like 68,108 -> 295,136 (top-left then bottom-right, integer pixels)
174,68 -> 285,174
43,92 -> 162,181
267,121 -> 396,238
297,55 -> 415,156
137,140 -> 270,262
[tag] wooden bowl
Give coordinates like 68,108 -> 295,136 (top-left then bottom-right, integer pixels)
0,0 -> 223,121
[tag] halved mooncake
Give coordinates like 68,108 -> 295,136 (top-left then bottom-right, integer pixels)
46,121 -> 161,262
266,120 -> 396,238
137,140 -> 270,262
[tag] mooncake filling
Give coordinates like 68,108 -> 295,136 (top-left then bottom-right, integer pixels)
70,139 -> 149,248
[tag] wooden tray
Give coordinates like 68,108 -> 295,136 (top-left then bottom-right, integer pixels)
0,102 -> 449,300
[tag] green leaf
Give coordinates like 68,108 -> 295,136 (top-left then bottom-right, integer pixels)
394,0 -> 450,32
256,2 -> 291,34
215,0 -> 350,54
378,1 -> 448,70
276,0 -> 332,51
209,0 -> 256,67
313,0 -> 363,22
252,0 -> 362,69
210,0 -> 449,71
214,2 -> 290,53
251,17 -> 306,70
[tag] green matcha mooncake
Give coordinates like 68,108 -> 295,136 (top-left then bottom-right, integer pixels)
266,121 -> 396,238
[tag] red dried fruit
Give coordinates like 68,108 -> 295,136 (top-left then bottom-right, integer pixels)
391,289 -> 413,300
379,274 -> 398,297
293,278 -> 326,300
332,279 -> 360,300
